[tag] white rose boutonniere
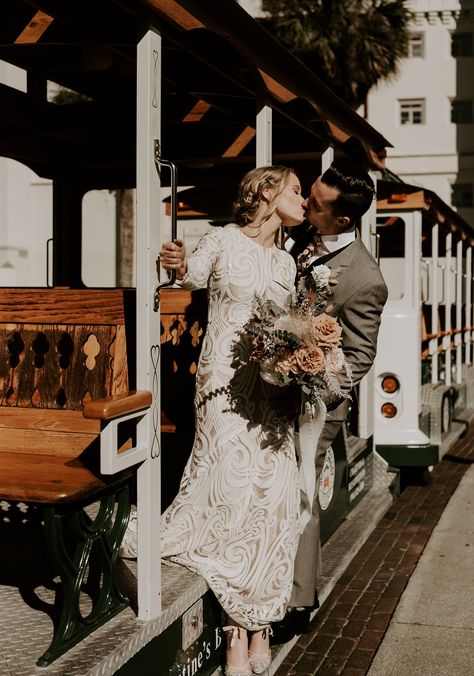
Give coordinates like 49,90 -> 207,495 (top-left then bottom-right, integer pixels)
310,264 -> 332,289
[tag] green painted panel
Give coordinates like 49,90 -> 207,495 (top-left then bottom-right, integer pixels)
345,441 -> 373,510
376,443 -> 439,467
319,428 -> 349,544
116,592 -> 223,676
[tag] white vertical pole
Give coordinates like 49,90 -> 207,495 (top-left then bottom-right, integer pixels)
413,211 -> 422,309
361,172 -> 377,251
465,247 -> 472,365
431,224 -> 439,384
356,162 -> 376,441
456,239 -> 463,383
472,270 -> 474,366
136,25 -> 162,620
321,146 -> 334,172
444,233 -> 452,387
256,99 -> 272,167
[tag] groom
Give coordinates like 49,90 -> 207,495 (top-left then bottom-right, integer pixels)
273,160 -> 388,642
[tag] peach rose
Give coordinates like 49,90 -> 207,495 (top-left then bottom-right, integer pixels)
308,313 -> 342,348
275,350 -> 300,375
293,346 -> 325,374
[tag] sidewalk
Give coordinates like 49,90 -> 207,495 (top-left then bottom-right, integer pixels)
274,427 -> 474,676
367,463 -> 474,676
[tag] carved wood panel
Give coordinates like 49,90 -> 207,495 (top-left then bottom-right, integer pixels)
0,324 -> 119,410
159,289 -> 208,430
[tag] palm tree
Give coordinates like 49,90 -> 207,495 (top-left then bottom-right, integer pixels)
260,0 -> 411,111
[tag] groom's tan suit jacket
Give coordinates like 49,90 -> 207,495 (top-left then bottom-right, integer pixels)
290,229 -> 388,607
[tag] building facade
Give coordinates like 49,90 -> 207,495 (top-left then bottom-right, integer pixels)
367,0 -> 474,225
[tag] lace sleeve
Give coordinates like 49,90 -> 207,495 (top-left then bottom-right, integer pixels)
178,228 -> 223,290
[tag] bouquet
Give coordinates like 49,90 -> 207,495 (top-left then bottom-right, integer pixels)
242,265 -> 351,406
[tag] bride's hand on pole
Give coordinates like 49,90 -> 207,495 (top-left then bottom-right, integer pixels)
159,239 -> 187,279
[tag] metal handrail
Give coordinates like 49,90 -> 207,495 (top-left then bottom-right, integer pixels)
370,230 -> 380,264
153,139 -> 178,311
46,237 -> 53,287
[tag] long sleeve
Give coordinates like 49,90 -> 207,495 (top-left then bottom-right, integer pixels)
178,228 -> 223,291
339,277 -> 388,390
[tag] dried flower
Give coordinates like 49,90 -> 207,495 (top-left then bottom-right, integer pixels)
238,266 -> 351,406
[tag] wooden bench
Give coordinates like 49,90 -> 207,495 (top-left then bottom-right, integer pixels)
0,288 -> 151,666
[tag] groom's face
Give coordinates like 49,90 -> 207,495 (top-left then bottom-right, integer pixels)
303,177 -> 350,235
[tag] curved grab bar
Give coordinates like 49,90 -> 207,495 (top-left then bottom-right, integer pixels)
153,139 -> 178,311
370,230 -> 380,265
46,237 -> 53,287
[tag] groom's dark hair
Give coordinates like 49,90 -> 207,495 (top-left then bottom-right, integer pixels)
321,160 -> 376,222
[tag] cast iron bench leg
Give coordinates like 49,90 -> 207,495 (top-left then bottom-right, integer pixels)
37,483 -> 131,667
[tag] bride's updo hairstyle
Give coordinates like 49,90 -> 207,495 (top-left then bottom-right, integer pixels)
232,165 -> 292,226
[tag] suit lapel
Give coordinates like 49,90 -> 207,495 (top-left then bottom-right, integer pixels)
304,234 -> 362,278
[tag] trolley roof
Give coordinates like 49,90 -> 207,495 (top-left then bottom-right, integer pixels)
377,179 -> 474,243
0,0 -> 390,190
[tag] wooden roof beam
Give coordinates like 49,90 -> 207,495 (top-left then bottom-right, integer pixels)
15,11 -> 54,44
222,126 -> 256,158
141,0 -> 203,30
183,99 -> 211,122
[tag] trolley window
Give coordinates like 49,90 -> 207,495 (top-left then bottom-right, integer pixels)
82,188 -> 136,288
376,216 -> 406,301
0,159 -> 52,287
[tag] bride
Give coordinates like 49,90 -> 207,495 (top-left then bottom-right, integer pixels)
159,165 -> 307,676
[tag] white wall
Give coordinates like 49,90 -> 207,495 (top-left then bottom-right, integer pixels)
367,0 -> 474,225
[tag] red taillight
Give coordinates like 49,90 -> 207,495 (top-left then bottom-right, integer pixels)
381,375 -> 400,394
381,402 -> 397,418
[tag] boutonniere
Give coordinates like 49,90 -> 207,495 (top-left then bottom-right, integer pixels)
298,264 -> 342,315
310,264 -> 341,291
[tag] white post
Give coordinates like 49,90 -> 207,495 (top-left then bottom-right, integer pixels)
136,25 -> 162,620
412,211 -> 422,309
466,247 -> 472,365
256,99 -> 272,167
444,233 -> 452,387
357,171 -> 378,439
431,224 -> 439,384
456,239 -> 463,383
321,146 -> 334,172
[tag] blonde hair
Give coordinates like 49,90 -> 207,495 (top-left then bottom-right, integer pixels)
232,165 -> 292,226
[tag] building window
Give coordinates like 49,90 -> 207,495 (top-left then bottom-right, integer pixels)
452,32 -> 473,57
451,184 -> 473,208
409,33 -> 425,58
400,99 -> 425,125
451,99 -> 473,124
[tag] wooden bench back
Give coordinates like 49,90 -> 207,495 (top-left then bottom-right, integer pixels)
0,288 -> 134,456
160,288 -> 207,432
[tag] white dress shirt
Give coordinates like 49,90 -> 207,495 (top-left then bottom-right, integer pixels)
285,225 -> 356,265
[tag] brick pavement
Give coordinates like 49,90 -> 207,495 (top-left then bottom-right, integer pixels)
275,429 -> 474,676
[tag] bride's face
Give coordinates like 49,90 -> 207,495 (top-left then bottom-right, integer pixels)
275,172 -> 305,228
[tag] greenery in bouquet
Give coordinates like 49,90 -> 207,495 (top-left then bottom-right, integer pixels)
242,265 -> 351,405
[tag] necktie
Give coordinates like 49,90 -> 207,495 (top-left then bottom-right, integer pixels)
297,233 -> 323,273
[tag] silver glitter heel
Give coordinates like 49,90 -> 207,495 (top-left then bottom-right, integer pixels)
248,627 -> 272,674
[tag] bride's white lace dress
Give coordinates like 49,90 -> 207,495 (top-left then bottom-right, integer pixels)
161,224 -> 300,630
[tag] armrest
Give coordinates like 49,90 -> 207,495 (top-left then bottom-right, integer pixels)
83,390 -> 152,421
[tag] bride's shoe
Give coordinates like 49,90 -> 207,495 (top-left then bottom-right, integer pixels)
248,627 -> 272,674
222,625 -> 252,676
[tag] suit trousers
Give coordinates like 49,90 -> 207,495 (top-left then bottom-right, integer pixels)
290,417 -> 343,607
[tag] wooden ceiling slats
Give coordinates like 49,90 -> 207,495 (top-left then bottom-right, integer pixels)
0,0 -> 390,188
